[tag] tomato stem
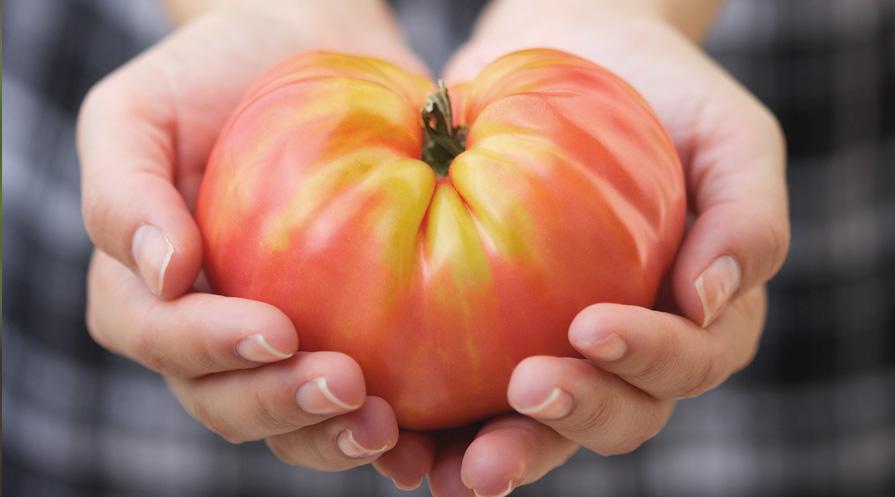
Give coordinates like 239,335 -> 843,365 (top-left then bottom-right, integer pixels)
421,80 -> 467,178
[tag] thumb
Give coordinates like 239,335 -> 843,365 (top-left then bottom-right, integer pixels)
77,63 -> 203,299
672,93 -> 790,327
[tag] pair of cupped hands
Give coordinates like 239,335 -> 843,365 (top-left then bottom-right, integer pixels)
78,0 -> 790,495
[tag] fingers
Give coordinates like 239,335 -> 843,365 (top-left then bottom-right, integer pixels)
428,434 -> 477,497
77,12 -> 267,299
169,351 -> 398,472
373,431 -> 436,491
673,93 -> 790,327
569,286 -> 767,400
459,416 -> 579,497
89,247 -> 397,473
391,288 -> 763,495
265,396 -> 399,471
76,6 -> 432,301
430,288 -> 765,495
167,351 -> 366,442
507,357 -> 675,459
86,250 -> 298,377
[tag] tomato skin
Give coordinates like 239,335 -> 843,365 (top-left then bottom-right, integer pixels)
195,49 -> 685,430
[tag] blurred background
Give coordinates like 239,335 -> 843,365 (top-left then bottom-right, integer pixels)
3,0 -> 894,496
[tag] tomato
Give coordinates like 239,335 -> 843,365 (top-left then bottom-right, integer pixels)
195,49 -> 685,430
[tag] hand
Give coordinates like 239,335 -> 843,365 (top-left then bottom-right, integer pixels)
375,1 -> 790,494
78,0 -> 426,470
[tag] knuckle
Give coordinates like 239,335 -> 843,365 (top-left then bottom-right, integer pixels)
84,304 -> 113,353
78,78 -> 112,128
174,297 -> 236,375
137,337 -> 174,376
217,427 -> 251,445
250,382 -> 293,434
679,353 -> 721,398
84,278 -> 116,354
191,345 -> 226,378
761,105 -> 786,156
631,352 -> 675,388
265,437 -> 296,465
734,333 -> 762,375
132,314 -> 182,377
131,300 -> 212,379
265,437 -> 316,467
737,103 -> 791,283
594,401 -> 673,457
734,340 -> 761,374
265,433 -> 343,470
79,73 -> 135,126
80,184 -> 114,249
760,213 -> 791,278
188,399 -> 245,444
599,433 -> 651,456
731,288 -> 767,373
567,393 -> 618,442
746,100 -> 786,164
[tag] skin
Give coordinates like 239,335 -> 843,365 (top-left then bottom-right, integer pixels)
195,48 -> 686,431
78,0 -> 790,496
80,0 -> 426,472
382,1 -> 788,495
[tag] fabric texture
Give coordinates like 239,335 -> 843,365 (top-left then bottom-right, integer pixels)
3,0 -> 893,495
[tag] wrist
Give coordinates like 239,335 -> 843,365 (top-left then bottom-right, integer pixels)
160,0 -> 310,27
640,0 -> 726,41
484,0 -> 724,42
156,0 -> 421,71
586,0 -> 726,40
159,0 -> 237,26
596,0 -> 726,41
159,0 -> 394,29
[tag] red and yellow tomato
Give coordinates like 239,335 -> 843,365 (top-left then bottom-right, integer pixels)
195,49 -> 686,430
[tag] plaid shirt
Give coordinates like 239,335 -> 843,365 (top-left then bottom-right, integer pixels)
3,0 -> 894,496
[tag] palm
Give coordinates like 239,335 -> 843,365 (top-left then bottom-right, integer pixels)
116,8 -> 426,211
141,24 -> 285,211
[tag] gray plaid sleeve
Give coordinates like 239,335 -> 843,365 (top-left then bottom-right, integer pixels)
3,0 -> 894,496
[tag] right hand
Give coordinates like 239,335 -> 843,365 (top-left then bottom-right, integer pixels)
376,1 -> 789,494
78,0 -> 427,470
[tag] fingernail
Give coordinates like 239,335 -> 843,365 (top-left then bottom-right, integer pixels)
695,255 -> 741,327
236,334 -> 293,363
337,429 -> 389,458
474,480 -> 516,497
295,377 -> 359,415
392,476 -> 424,491
575,332 -> 627,362
132,224 -> 174,296
512,387 -> 573,420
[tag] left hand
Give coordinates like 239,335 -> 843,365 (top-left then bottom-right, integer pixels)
374,1 -> 790,495
78,0 -> 428,474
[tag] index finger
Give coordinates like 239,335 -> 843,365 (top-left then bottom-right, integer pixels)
569,286 -> 767,400
86,250 -> 298,378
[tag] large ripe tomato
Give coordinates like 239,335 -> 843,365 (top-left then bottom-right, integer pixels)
195,49 -> 685,431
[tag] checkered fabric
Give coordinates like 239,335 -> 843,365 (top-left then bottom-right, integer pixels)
3,0 -> 893,496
